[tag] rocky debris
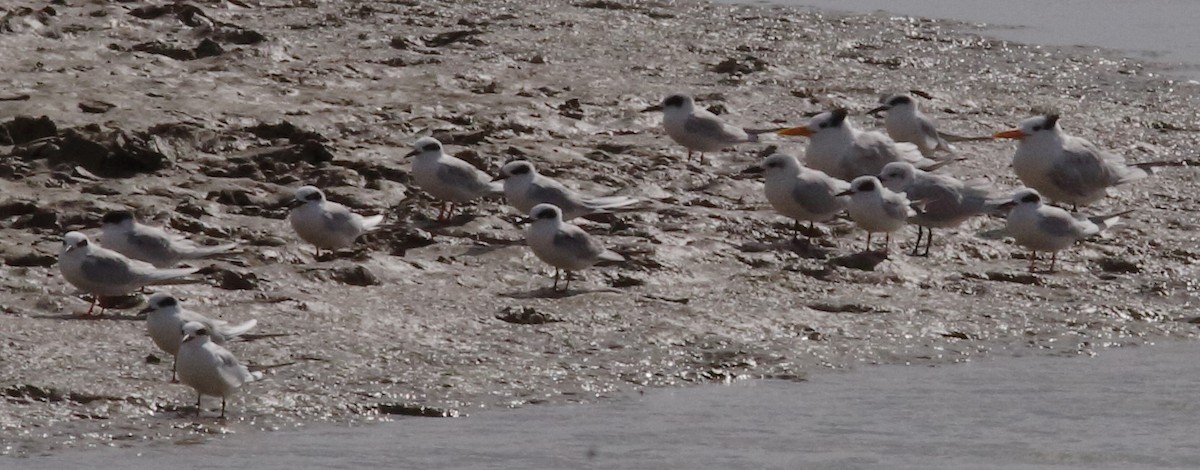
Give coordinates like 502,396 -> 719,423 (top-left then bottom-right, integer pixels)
246,121 -> 328,144
9,206 -> 59,231
423,30 -> 485,47
128,3 -> 266,45
131,39 -> 223,61
375,227 -> 436,256
210,268 -> 260,290
45,127 -> 180,177
712,56 -> 769,75
557,98 -> 585,119
2,385 -> 122,405
370,403 -> 462,418
78,100 -> 115,114
807,302 -> 881,313
610,274 -> 645,288
0,199 -> 40,218
302,265 -> 382,286
1,115 -> 57,145
496,306 -> 560,325
97,294 -> 143,311
829,251 -> 888,271
3,249 -> 56,267
972,271 -> 1042,286
1097,257 -> 1141,273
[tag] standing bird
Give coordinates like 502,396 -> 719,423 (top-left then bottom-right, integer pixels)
644,94 -> 775,164
868,94 -> 954,157
836,176 -> 916,253
748,153 -> 850,239
176,321 -> 263,418
99,210 -> 237,268
495,160 -> 638,221
999,188 -> 1128,272
287,186 -> 384,257
525,203 -> 624,291
58,231 -> 199,316
406,136 -> 502,221
140,293 -> 257,382
878,162 -> 1006,256
993,114 -> 1149,209
778,109 -> 944,181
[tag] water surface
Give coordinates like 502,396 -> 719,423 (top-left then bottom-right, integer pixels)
21,341 -> 1200,469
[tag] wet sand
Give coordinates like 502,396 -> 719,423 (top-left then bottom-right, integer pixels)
2,0 -> 1200,457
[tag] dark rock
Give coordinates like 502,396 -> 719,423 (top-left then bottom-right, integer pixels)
4,250 -> 56,267
711,56 -> 769,75
50,130 -> 109,170
423,30 -> 484,47
558,98 -> 584,119
577,0 -> 638,10
78,100 -> 116,114
829,251 -> 888,271
145,354 -> 162,364
372,403 -> 461,418
11,208 -> 59,231
380,228 -> 435,256
214,28 -> 266,45
2,115 -> 57,145
808,303 -> 880,313
132,41 -> 197,61
193,38 -> 224,59
610,274 -> 645,288
212,268 -> 259,290
496,306 -> 560,325
97,294 -> 143,310
981,271 -> 1041,285
331,265 -> 381,286
0,200 -> 39,218
1097,257 -> 1141,274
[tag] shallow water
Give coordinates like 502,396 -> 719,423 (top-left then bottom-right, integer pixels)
20,341 -> 1200,469
726,0 -> 1200,77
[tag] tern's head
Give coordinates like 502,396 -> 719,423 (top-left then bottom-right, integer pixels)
181,321 -> 210,344
994,114 -> 1061,140
662,94 -> 693,111
100,210 -> 136,228
495,160 -> 537,182
759,153 -> 801,176
139,293 -> 180,315
878,162 -> 916,191
838,176 -> 882,197
62,231 -> 91,254
406,136 -> 443,159
869,94 -> 916,115
778,109 -> 851,138
529,203 -> 564,223
293,185 -> 325,205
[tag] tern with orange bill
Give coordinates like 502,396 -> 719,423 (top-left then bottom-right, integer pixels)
778,109 -> 947,181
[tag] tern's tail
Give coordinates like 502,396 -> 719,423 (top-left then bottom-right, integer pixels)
361,214 -> 385,231
588,195 -> 640,211
598,250 -> 625,263
744,127 -> 785,143
146,266 -> 202,284
221,319 -> 258,339
1132,159 -> 1192,176
1088,209 -> 1134,232
189,243 -> 238,258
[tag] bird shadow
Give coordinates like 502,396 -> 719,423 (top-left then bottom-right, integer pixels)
499,287 -> 618,299
413,213 -> 483,230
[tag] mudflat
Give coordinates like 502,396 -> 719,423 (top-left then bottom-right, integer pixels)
1,0 -> 1198,457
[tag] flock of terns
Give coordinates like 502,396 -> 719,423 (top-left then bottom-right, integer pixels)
49,91 -> 1172,417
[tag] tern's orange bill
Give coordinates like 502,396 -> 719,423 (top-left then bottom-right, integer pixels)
992,129 -> 1024,139
777,126 -> 812,137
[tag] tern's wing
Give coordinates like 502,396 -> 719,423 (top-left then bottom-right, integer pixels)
438,158 -> 500,196
883,192 -> 916,220
528,178 -> 591,215
80,252 -> 143,287
127,225 -> 180,262
552,225 -> 606,261
791,177 -> 845,216
916,114 -> 950,152
1049,137 -> 1147,197
322,203 -> 367,237
215,347 -> 257,386
685,112 -> 750,144
1037,210 -> 1093,238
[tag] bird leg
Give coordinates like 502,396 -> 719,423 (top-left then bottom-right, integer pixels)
551,268 -> 560,291
865,232 -> 873,252
884,233 -> 891,254
687,150 -> 694,163
220,397 -> 227,419
196,392 -> 202,417
563,271 -> 573,291
1027,251 -> 1038,272
910,226 -> 924,256
437,201 -> 450,221
85,296 -> 97,316
922,229 -> 933,257
171,356 -> 178,383
1049,251 -> 1058,273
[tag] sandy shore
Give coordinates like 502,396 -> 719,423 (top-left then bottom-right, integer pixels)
2,0 -> 1199,457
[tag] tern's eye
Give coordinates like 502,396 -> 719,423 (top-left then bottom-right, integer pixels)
1020,194 -> 1040,203
858,181 -> 876,192
818,122 -> 828,129
1032,125 -> 1042,131
423,143 -> 440,152
513,165 -> 531,175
